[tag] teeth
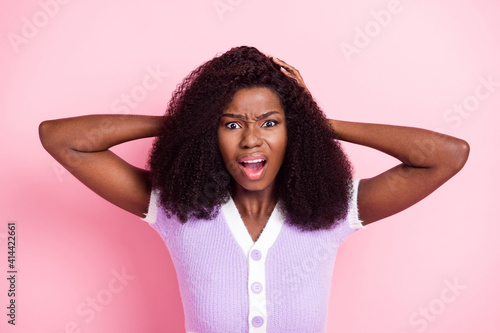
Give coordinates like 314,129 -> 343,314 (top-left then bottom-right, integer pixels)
242,159 -> 265,164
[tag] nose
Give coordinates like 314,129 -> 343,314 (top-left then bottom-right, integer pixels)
240,125 -> 263,149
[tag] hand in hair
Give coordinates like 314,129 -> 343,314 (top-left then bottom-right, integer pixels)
269,56 -> 311,96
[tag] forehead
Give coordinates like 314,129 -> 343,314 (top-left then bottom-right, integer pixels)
227,87 -> 284,114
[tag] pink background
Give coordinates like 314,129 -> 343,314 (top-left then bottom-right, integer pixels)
1,0 -> 499,332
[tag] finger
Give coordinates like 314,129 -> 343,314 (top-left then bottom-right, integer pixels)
278,64 -> 297,77
281,66 -> 295,74
269,56 -> 308,90
280,66 -> 294,76
276,62 -> 298,76
280,68 -> 303,87
270,56 -> 292,69
281,66 -> 303,83
273,58 -> 297,73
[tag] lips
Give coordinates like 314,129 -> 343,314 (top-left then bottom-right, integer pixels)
238,154 -> 267,180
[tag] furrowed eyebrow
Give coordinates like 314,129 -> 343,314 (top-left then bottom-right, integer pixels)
256,111 -> 280,120
220,111 -> 280,120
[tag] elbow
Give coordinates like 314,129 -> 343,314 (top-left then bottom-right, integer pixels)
449,138 -> 470,174
38,120 -> 52,150
38,119 -> 60,153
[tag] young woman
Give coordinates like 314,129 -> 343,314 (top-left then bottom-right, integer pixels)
39,46 -> 469,333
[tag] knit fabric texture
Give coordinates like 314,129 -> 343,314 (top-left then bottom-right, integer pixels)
142,178 -> 366,333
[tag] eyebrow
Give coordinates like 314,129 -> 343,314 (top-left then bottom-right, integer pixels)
220,111 -> 280,120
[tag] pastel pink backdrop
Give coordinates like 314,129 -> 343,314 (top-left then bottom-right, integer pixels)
1,0 -> 498,332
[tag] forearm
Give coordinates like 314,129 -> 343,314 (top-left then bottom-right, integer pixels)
39,114 -> 163,153
328,119 -> 469,170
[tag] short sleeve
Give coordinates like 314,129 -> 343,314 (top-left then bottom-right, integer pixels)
141,188 -> 160,224
347,178 -> 366,229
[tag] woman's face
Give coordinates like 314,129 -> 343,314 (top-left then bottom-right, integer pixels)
217,87 -> 287,193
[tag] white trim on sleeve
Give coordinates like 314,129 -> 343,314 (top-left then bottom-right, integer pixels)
348,178 -> 366,229
141,188 -> 160,224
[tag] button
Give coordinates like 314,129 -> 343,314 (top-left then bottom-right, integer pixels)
251,315 -> 264,327
251,249 -> 262,261
251,282 -> 263,294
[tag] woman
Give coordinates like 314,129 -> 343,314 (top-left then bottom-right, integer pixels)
39,46 -> 469,332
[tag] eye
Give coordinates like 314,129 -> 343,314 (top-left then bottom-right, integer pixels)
262,120 -> 279,128
225,122 -> 241,130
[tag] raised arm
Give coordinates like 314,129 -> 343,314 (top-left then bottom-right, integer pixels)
39,115 -> 163,217
328,120 -> 469,225
270,56 -> 470,225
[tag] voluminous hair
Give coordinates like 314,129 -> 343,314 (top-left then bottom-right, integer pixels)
148,46 -> 353,231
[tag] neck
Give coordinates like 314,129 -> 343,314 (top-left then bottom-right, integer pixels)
231,182 -> 278,219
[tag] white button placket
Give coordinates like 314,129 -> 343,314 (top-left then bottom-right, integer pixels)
248,247 -> 267,331
221,198 -> 284,333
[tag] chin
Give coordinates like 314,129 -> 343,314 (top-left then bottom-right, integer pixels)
234,178 -> 275,193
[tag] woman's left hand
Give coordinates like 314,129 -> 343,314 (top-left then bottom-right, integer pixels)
269,56 -> 311,96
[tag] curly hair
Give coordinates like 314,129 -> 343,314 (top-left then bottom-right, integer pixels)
148,46 -> 353,231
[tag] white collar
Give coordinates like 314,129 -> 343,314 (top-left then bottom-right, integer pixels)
221,196 -> 284,257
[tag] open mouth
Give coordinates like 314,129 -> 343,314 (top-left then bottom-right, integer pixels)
238,158 -> 267,180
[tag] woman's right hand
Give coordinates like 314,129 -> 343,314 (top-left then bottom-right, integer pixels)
39,115 -> 163,217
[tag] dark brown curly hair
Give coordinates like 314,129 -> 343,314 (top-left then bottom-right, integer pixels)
148,46 -> 353,231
